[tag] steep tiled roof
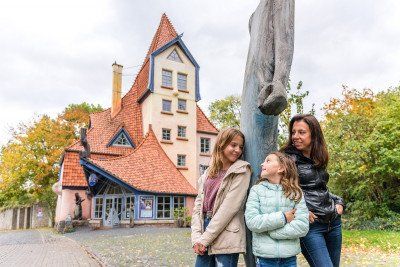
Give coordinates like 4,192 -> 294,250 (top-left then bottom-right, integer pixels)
196,105 -> 219,134
67,86 -> 143,155
61,152 -> 86,187
88,126 -> 197,195
61,151 -> 118,187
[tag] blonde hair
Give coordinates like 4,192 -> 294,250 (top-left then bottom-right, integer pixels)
257,151 -> 303,202
208,128 -> 245,178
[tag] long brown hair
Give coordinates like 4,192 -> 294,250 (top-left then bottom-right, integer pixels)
257,152 -> 303,202
281,114 -> 329,168
208,128 -> 245,178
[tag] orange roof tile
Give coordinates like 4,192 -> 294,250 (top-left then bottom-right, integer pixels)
88,126 -> 196,196
197,105 -> 219,134
61,151 -> 87,187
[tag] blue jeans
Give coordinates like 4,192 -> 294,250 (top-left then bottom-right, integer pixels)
256,256 -> 297,267
300,217 -> 342,267
195,217 -> 239,267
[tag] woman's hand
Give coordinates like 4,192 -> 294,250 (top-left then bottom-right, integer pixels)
309,211 -> 318,223
335,204 -> 344,215
193,243 -> 207,255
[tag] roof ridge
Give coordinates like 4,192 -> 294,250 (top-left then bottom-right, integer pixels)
197,105 -> 219,132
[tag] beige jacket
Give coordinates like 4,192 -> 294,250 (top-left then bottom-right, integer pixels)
191,160 -> 251,255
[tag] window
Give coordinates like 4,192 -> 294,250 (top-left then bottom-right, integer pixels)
173,196 -> 185,210
112,132 -> 131,147
178,99 -> 187,111
94,198 -> 103,219
157,196 -> 171,219
162,70 -> 173,87
162,129 -> 171,140
199,164 -> 209,175
200,138 -> 211,154
167,49 -> 183,63
162,99 -> 172,112
177,154 -> 186,167
177,126 -> 186,138
125,196 -> 134,219
177,73 -> 187,91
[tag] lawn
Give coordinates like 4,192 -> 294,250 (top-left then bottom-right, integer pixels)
343,229 -> 400,253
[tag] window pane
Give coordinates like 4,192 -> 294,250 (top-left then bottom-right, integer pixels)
162,99 -> 172,112
178,99 -> 186,111
178,126 -> 186,138
178,74 -> 187,90
162,70 -> 172,87
162,129 -> 171,140
167,50 -> 183,63
200,138 -> 211,153
177,155 -> 186,166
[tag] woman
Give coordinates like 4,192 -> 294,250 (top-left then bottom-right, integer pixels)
191,128 -> 252,267
281,114 -> 345,267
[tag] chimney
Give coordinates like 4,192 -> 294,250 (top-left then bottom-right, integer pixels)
111,62 -> 123,118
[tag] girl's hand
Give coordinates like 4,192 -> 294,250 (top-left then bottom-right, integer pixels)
309,211 -> 318,223
284,209 -> 296,223
335,204 -> 344,215
193,243 -> 207,255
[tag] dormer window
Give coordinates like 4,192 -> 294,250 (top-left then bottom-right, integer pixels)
162,69 -> 173,88
167,49 -> 183,63
109,128 -> 134,148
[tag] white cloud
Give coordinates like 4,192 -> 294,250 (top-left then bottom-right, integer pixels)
1,0 -> 399,145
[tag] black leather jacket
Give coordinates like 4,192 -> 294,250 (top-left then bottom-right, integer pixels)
285,147 -> 345,223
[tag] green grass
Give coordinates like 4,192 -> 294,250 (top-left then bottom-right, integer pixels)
343,230 -> 400,252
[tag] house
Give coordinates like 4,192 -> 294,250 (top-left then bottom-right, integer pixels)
54,14 -> 219,227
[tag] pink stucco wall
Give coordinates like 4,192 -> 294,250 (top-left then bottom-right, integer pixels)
55,189 -> 91,222
186,196 -> 195,216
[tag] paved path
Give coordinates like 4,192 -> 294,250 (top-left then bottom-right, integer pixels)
0,229 -> 100,267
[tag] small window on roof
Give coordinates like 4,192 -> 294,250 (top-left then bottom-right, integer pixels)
167,49 -> 183,63
110,129 -> 134,148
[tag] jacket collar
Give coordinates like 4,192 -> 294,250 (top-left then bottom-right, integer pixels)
284,146 -> 314,164
224,159 -> 251,177
260,181 -> 282,191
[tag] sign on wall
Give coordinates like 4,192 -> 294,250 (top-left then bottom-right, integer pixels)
139,196 -> 154,218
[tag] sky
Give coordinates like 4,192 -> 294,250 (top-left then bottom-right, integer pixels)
1,0 -> 400,146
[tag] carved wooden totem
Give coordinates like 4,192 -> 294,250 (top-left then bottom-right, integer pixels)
241,1 -> 295,265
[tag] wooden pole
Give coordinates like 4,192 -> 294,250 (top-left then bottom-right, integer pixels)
241,1 -> 295,266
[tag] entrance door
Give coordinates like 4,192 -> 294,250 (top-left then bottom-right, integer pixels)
104,197 -> 123,227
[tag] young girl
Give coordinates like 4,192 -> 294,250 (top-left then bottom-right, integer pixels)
191,128 -> 252,267
245,152 -> 309,267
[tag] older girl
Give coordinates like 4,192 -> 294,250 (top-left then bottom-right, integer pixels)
282,114 -> 345,267
191,128 -> 252,267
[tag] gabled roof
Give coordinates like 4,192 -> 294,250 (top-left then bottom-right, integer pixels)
82,126 -> 197,196
67,86 -> 143,156
197,106 -> 219,134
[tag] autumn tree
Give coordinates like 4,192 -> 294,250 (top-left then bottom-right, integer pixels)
0,103 -> 103,220
322,86 -> 400,228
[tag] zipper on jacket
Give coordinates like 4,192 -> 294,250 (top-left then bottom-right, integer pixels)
275,189 -> 280,258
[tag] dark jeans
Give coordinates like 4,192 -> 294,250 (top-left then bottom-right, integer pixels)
195,217 -> 239,267
256,256 -> 297,267
300,217 -> 342,267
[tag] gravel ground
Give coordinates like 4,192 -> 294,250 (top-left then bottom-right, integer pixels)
66,226 -> 400,267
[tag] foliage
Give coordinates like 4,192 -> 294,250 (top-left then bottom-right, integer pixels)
322,86 -> 400,226
342,229 -> 400,253
207,81 -> 314,146
0,103 -> 103,220
209,95 -> 241,129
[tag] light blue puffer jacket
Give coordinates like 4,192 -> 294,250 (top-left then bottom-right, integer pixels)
245,181 -> 309,258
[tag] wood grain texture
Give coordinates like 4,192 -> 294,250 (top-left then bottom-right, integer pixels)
241,1 -> 295,265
